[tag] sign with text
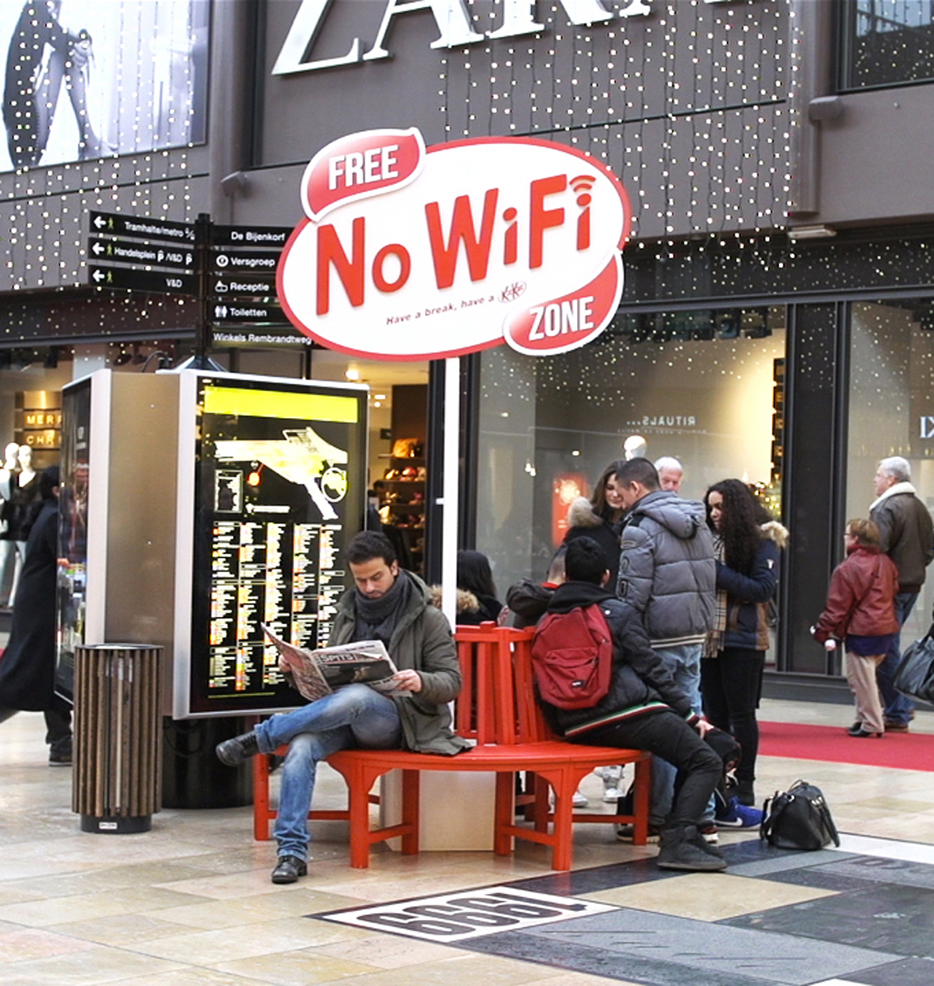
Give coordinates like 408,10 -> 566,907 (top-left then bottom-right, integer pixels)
278,128 -> 631,360
321,886 -> 617,943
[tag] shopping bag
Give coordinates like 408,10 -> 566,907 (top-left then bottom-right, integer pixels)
893,625 -> 934,706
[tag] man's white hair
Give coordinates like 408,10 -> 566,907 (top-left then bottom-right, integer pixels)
654,456 -> 683,474
879,455 -> 911,483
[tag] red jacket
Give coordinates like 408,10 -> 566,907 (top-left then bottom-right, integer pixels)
814,545 -> 899,642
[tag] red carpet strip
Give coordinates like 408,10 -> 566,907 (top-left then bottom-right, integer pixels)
759,720 -> 934,771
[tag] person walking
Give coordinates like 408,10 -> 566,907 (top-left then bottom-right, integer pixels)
869,456 -> 934,732
812,519 -> 899,738
0,466 -> 71,764
701,479 -> 787,807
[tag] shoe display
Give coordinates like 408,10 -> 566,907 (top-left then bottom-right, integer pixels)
884,720 -> 909,732
716,797 -> 764,828
616,823 -> 661,843
657,825 -> 727,872
271,855 -> 307,884
216,731 -> 261,766
848,728 -> 882,738
698,822 -> 719,844
572,790 -> 589,807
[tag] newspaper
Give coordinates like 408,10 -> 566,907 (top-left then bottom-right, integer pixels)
262,624 -> 404,703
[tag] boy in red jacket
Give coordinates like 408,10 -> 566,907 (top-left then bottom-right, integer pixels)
813,519 -> 900,737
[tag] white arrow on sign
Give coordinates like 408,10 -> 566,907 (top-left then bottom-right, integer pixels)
93,215 -> 106,229
92,269 -> 105,282
92,242 -> 104,255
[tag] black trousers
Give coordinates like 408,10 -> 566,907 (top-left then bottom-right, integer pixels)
578,710 -> 721,828
0,696 -> 72,754
701,648 -> 765,784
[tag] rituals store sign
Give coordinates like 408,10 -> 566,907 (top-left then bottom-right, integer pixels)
278,128 -> 632,360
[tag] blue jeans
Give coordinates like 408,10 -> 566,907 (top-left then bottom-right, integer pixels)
649,643 -> 712,825
876,590 -> 918,726
254,685 -> 402,860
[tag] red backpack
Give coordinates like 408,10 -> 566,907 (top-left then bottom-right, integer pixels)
531,604 -> 614,709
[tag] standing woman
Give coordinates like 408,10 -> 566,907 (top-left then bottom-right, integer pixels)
812,519 -> 899,738
564,459 -> 627,588
702,479 -> 788,806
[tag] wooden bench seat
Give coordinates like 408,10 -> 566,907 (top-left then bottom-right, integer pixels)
252,624 -> 651,870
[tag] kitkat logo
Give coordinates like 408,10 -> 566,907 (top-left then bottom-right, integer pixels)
279,129 -> 631,360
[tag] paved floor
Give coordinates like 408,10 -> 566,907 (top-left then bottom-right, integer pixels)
2,698 -> 934,986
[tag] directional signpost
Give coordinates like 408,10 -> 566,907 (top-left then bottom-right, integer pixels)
86,210 -> 301,357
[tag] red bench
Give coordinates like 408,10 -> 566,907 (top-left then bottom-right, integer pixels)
252,624 -> 650,870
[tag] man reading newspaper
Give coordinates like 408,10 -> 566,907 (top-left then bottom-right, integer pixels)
216,531 -> 468,884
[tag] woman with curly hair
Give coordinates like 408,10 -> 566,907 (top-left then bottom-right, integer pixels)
702,479 -> 788,807
564,459 -> 626,588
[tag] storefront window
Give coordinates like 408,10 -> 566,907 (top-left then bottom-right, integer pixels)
840,0 -> 934,89
476,307 -> 787,596
846,300 -> 934,645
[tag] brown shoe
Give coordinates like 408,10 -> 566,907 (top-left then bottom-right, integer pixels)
883,720 -> 909,733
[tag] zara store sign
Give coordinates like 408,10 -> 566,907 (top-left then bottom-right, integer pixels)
277,127 -> 632,359
273,0 -> 739,74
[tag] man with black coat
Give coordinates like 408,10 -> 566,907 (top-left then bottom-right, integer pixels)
870,456 -> 934,731
537,537 -> 725,871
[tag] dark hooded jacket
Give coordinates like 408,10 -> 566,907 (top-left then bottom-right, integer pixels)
536,580 -> 699,739
616,490 -> 715,647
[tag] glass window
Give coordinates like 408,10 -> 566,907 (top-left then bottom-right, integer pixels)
846,299 -> 934,646
841,0 -> 934,89
475,307 -> 787,595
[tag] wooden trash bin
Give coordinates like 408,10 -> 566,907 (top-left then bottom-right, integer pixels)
73,644 -> 163,834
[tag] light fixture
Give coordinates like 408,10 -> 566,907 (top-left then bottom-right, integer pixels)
345,367 -> 360,381
787,225 -> 837,241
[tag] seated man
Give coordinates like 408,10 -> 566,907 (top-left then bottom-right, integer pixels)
536,536 -> 726,871
216,531 -> 468,884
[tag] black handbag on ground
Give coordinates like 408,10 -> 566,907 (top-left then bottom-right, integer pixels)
893,624 -> 934,705
759,779 -> 840,851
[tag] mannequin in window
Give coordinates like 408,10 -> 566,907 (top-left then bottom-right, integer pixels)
0,442 -> 21,606
623,435 -> 648,461
5,445 -> 42,604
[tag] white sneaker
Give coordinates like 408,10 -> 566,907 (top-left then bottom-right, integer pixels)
572,790 -> 589,808
602,787 -> 623,803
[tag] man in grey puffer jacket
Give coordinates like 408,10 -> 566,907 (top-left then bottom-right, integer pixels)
613,458 -> 716,836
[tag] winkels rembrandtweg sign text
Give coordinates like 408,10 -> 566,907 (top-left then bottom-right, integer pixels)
277,128 -> 631,360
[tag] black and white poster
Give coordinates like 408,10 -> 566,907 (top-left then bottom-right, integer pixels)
0,0 -> 208,172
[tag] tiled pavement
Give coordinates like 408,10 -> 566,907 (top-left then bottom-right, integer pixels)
3,698 -> 934,986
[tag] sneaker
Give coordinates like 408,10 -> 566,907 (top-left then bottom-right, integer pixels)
602,786 -> 623,803
617,823 -> 662,843
657,825 -> 727,872
716,796 -> 764,828
216,731 -> 261,766
572,790 -> 589,808
698,822 -> 719,844
271,855 -> 307,884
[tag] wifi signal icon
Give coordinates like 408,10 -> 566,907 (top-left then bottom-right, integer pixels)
570,175 -> 595,206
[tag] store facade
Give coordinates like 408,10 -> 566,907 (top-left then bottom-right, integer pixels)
2,0 -> 934,684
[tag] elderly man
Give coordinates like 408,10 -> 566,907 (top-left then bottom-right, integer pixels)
654,456 -> 684,495
216,531 -> 467,883
869,456 -> 934,732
